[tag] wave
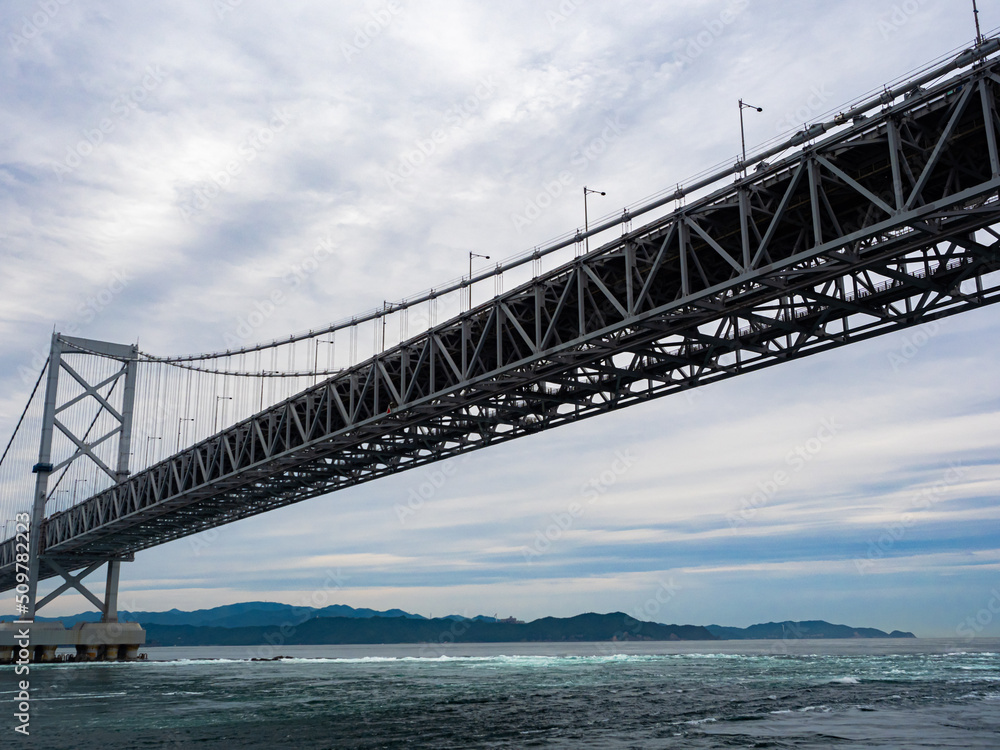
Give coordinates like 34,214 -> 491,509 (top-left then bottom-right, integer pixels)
261,653 -> 661,666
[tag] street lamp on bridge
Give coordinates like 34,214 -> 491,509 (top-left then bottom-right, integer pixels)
381,302 -> 393,352
51,488 -> 69,512
469,252 -> 490,309
583,186 -> 606,254
146,436 -> 162,465
176,418 -> 194,453
314,337 -> 335,383
738,99 -> 763,177
214,396 -> 233,433
257,372 -> 280,410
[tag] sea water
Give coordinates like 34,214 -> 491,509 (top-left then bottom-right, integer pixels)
2,639 -> 998,748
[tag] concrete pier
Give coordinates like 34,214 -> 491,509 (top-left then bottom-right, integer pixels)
0,621 -> 145,663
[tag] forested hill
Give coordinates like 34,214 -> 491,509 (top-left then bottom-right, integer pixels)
706,620 -> 916,639
144,612 -> 714,647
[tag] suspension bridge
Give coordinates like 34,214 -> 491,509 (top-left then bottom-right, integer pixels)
4,38 -> 1000,659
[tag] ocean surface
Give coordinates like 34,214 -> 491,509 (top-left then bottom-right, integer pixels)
3,639 -> 999,749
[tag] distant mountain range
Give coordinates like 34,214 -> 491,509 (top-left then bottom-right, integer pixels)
2,602 -> 915,643
19,601 -> 459,628
143,613 -> 712,647
706,620 -> 915,640
21,602 -> 438,628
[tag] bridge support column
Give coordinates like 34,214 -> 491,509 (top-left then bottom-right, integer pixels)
0,621 -> 146,663
103,560 -> 121,623
18,334 -> 140,633
23,333 -> 61,622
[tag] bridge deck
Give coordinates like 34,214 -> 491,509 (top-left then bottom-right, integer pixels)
4,48 -> 1000,591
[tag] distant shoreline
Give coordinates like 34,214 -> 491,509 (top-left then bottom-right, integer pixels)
133,613 -> 914,648
2,603 -> 917,647
142,612 -> 716,647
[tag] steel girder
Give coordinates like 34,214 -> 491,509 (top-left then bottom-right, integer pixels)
4,56 -> 1000,592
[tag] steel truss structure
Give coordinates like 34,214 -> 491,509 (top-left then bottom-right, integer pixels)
4,46 -> 1000,593
18,335 -> 138,618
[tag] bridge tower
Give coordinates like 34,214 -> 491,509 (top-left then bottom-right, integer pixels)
4,333 -> 145,661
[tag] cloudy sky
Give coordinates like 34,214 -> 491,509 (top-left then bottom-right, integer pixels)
2,0 -> 1000,639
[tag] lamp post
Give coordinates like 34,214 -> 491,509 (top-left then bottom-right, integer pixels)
52,488 -> 69,512
72,478 -> 88,505
259,374 -> 269,410
738,99 -> 763,177
381,302 -> 392,352
469,252 -> 490,309
176,418 -> 194,453
146,436 -> 161,464
214,396 -> 233,433
314,338 -> 335,383
583,186 -> 605,253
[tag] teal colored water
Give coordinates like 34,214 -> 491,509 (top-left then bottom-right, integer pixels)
2,639 -> 998,748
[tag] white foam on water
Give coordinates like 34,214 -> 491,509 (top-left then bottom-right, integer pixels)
153,658 -> 245,665
274,655 -> 492,664
36,691 -> 128,700
245,653 -> 661,667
